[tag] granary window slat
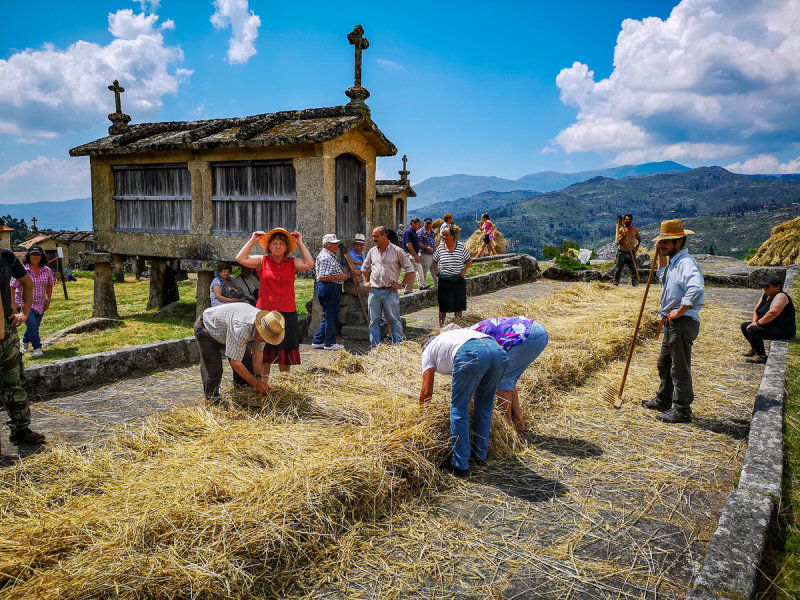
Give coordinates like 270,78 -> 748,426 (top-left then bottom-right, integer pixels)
211,160 -> 296,234
113,164 -> 191,233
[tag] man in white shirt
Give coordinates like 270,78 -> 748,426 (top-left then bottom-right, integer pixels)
419,327 -> 508,477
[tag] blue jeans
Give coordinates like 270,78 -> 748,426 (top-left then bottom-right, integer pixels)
23,310 -> 43,350
450,338 -> 508,470
498,323 -> 549,391
312,282 -> 342,347
368,288 -> 402,347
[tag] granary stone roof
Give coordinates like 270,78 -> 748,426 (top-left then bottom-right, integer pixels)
21,231 -> 96,247
69,105 -> 397,157
375,180 -> 416,197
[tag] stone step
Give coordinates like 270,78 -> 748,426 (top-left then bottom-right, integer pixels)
341,317 -> 408,341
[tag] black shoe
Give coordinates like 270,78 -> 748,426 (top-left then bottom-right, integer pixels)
9,428 -> 46,444
440,458 -> 470,478
656,407 -> 691,424
470,454 -> 487,467
641,397 -> 671,412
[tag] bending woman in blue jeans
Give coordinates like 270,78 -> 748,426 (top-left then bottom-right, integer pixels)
471,316 -> 548,432
419,327 -> 508,477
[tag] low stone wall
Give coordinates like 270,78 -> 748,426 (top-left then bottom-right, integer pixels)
685,265 -> 799,600
25,337 -> 199,398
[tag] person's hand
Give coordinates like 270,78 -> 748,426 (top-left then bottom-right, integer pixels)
415,256 -> 421,263
254,379 -> 272,394
11,311 -> 27,327
666,308 -> 682,324
390,281 -> 401,290
252,231 -> 265,240
419,396 -> 431,405
363,280 -> 372,289
460,269 -> 468,278
746,321 -> 758,329
291,231 -> 303,244
43,299 -> 51,313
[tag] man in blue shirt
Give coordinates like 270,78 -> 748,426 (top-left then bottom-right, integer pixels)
345,233 -> 366,272
402,217 -> 425,294
642,219 -> 705,424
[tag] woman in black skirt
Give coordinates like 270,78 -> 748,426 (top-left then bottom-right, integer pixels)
432,226 -> 473,327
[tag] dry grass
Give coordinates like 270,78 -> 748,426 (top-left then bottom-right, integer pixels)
749,216 -> 800,265
0,283 -> 758,598
463,228 -> 509,256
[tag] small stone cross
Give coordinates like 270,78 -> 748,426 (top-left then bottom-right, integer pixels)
347,25 -> 369,88
31,217 -> 38,230
402,155 -> 407,171
108,80 -> 125,114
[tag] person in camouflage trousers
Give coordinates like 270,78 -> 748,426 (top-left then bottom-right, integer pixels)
0,219 -> 45,448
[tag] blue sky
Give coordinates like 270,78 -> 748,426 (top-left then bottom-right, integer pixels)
1,0 -> 799,204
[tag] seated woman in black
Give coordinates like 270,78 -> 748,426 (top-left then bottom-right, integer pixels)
741,274 -> 796,363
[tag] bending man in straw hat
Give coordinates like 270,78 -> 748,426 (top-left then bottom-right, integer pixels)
194,303 -> 285,402
642,219 -> 704,424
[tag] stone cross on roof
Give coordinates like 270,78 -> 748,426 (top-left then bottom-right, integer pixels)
108,80 -> 125,113
31,217 -> 38,231
398,154 -> 410,183
345,25 -> 371,106
107,79 -> 132,136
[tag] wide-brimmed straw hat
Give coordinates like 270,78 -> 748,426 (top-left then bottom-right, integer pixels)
654,219 -> 694,241
259,228 -> 297,254
255,310 -> 285,345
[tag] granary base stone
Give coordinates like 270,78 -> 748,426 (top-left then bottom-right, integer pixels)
92,262 -> 119,320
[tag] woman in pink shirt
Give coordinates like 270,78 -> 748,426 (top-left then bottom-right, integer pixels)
11,246 -> 54,357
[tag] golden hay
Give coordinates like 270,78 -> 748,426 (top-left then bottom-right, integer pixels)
463,228 -> 508,255
748,215 -> 800,265
0,282 -> 743,598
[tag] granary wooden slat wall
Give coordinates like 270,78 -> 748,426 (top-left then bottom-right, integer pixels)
113,164 -> 192,233
211,160 -> 297,234
335,154 -> 364,239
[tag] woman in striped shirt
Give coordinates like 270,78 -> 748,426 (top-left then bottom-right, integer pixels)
432,226 -> 472,327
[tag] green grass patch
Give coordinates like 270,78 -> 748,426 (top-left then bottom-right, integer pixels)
466,260 -> 508,277
757,278 -> 800,599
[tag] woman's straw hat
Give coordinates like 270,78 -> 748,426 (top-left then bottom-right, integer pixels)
654,219 -> 694,241
259,228 -> 297,254
255,310 -> 285,345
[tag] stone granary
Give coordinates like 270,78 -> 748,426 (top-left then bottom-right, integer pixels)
376,154 -> 416,229
69,25 -> 403,318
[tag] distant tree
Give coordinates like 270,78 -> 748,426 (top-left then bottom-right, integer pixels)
1,215 -> 28,249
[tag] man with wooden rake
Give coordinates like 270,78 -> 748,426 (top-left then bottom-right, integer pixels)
641,219 -> 705,424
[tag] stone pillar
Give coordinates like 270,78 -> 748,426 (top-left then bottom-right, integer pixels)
112,254 -> 126,282
133,257 -> 146,281
196,270 -> 214,318
87,253 -> 119,319
147,259 -> 167,310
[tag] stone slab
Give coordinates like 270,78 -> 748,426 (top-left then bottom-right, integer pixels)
691,488 -> 773,599
684,589 -> 726,600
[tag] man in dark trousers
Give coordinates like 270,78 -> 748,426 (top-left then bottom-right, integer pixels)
0,219 -> 45,447
642,219 -> 704,424
613,214 -> 641,286
194,304 -> 284,402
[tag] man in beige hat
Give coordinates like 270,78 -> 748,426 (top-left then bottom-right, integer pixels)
642,219 -> 704,424
194,303 -> 285,402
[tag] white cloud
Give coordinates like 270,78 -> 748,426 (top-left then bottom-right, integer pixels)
0,156 -> 90,203
377,59 -> 403,70
210,0 -> 261,65
540,147 -> 558,155
725,153 -> 800,174
554,0 -> 800,164
0,9 -> 190,138
136,0 -> 161,12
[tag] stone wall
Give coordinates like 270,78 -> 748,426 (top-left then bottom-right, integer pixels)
685,265 -> 799,600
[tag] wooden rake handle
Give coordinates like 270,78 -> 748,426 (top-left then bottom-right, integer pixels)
617,249 -> 658,399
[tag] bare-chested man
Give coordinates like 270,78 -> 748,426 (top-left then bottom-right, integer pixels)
613,213 -> 642,287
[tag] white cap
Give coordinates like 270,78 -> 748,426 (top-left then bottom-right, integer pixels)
322,233 -> 341,245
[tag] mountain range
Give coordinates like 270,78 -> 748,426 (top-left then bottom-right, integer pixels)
409,161 -> 690,208
0,198 -> 92,231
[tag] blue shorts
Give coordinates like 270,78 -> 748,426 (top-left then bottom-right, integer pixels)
497,322 -> 548,391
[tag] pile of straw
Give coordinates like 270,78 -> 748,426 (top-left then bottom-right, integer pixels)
0,283 -> 669,598
748,216 -> 800,265
431,218 -> 461,244
463,228 -> 508,255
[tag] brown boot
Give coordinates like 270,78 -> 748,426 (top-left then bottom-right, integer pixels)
742,348 -> 757,357
9,428 -> 46,444
746,355 -> 767,364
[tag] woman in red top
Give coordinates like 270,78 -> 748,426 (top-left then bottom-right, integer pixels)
236,228 -> 314,376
